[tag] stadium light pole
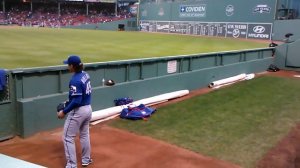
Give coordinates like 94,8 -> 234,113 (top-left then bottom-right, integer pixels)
275,0 -> 278,20
2,0 -> 5,13
30,1 -> 33,12
136,0 -> 140,30
115,0 -> 118,16
58,2 -> 61,17
86,3 -> 89,16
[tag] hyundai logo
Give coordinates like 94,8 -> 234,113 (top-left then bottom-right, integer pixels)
253,26 -> 265,33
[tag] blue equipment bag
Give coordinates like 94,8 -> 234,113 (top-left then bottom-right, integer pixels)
0,69 -> 7,91
114,97 -> 133,106
120,104 -> 156,120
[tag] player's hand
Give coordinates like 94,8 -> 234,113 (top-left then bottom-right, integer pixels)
57,110 -> 65,119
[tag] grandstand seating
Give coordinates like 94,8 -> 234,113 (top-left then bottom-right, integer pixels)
0,2 -> 133,27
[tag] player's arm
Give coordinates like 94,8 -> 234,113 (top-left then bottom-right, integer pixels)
64,80 -> 83,114
63,96 -> 82,114
57,96 -> 81,119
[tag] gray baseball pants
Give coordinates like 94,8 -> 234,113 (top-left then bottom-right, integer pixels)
63,105 -> 92,168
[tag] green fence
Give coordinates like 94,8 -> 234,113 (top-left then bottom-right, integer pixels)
64,18 -> 138,31
274,39 -> 300,70
0,48 -> 274,140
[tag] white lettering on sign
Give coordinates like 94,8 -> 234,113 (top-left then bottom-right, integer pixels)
179,5 -> 206,17
234,25 -> 247,29
185,6 -> 206,12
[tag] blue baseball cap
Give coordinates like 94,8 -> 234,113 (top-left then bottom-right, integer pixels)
63,55 -> 82,65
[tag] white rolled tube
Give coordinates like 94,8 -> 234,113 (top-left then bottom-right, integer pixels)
209,73 -> 246,88
132,90 -> 189,106
91,106 -> 124,122
91,90 -> 189,122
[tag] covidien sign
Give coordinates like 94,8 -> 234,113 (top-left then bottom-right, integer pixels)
179,5 -> 206,17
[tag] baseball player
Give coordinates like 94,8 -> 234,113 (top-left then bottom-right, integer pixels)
57,55 -> 93,168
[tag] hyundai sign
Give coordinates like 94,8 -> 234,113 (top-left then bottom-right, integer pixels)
247,24 -> 272,39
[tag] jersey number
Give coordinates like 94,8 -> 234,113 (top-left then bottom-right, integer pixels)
86,81 -> 92,95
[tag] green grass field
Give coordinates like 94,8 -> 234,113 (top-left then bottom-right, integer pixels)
0,27 -> 267,69
110,76 -> 300,168
0,27 -> 282,167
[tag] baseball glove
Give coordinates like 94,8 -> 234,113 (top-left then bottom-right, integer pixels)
105,79 -> 115,86
56,102 -> 65,112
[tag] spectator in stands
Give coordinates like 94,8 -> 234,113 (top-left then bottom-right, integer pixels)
3,1 -> 133,28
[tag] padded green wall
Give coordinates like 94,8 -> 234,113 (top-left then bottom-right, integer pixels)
0,48 -> 274,138
0,103 -> 15,141
274,39 -> 300,70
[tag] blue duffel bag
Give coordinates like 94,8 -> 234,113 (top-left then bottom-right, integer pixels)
120,104 -> 156,120
114,97 -> 133,106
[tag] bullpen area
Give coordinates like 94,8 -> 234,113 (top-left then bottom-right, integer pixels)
1,70 -> 300,168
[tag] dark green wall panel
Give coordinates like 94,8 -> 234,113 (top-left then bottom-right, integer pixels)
18,96 -> 65,138
0,103 -> 15,141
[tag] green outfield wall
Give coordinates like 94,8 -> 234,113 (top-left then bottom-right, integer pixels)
60,0 -> 300,41
64,18 -> 137,31
138,0 -> 300,41
140,0 -> 275,22
0,48 -> 274,140
274,39 -> 300,70
139,0 -> 275,40
272,20 -> 300,41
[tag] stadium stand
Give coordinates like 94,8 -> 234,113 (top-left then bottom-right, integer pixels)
0,1 -> 134,27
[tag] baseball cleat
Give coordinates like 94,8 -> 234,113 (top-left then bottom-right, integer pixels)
82,159 -> 93,167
